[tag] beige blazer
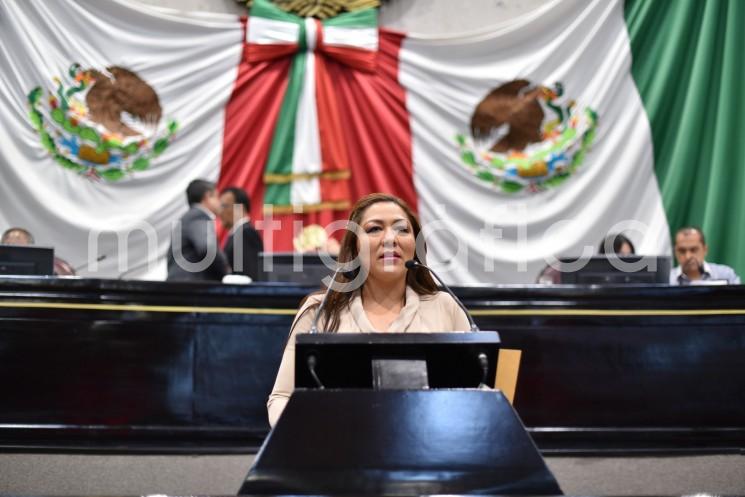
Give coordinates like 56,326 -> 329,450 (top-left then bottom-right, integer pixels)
267,286 -> 471,426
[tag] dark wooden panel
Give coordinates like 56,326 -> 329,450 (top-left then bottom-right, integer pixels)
193,318 -> 288,426
0,277 -> 744,453
0,319 -> 195,425
494,318 -> 745,426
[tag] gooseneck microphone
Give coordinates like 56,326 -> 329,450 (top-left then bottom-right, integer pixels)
73,254 -> 107,274
306,264 -> 348,390
407,259 -> 491,389
405,259 -> 480,332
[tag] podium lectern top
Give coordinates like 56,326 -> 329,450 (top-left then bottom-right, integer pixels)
295,331 -> 501,390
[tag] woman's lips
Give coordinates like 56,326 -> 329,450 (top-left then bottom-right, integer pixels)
379,252 -> 401,260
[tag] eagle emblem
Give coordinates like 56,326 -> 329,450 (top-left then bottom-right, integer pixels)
456,79 -> 597,194
27,63 -> 177,181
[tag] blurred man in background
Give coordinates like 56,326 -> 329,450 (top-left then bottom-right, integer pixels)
670,226 -> 740,285
1,227 -> 75,276
219,186 -> 263,281
166,179 -> 228,282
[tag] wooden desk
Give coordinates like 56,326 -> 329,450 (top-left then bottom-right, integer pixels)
1,277 -> 743,454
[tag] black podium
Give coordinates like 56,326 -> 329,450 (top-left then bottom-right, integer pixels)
239,332 -> 561,495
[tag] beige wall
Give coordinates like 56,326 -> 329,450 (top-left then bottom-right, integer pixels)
130,0 -> 550,34
379,0 -> 550,35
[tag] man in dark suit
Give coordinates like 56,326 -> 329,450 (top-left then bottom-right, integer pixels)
219,186 -> 263,281
166,179 -> 229,282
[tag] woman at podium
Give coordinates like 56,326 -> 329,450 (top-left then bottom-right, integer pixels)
267,193 -> 470,426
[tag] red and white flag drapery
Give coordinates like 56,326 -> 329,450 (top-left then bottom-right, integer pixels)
218,0 -> 416,250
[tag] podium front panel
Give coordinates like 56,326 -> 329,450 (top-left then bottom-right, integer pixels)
241,389 -> 560,495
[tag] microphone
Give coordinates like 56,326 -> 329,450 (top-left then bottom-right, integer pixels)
306,354 -> 324,389
310,263 -> 346,334
405,259 -> 480,332
477,352 -> 489,388
73,254 -> 107,273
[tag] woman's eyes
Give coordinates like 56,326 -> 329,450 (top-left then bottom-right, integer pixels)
365,225 -> 410,234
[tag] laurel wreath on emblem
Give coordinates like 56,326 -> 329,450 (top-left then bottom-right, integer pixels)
27,63 -> 178,182
455,80 -> 598,194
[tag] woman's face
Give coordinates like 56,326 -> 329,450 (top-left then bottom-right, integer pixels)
356,201 -> 416,284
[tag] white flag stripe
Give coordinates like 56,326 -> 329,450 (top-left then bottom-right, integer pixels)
304,17 -> 318,51
323,27 -> 378,51
247,16 -> 299,45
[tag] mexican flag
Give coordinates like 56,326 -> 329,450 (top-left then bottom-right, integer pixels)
1,0 -> 742,284
394,0 -> 743,284
0,0 -> 244,279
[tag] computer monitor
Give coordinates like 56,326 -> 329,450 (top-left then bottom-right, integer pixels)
558,255 -> 671,284
258,252 -> 336,285
295,332 -> 501,390
0,245 -> 55,276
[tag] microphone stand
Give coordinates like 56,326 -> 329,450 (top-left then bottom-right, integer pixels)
306,263 -> 346,388
407,259 -> 493,388
310,264 -> 345,334
405,259 -> 480,331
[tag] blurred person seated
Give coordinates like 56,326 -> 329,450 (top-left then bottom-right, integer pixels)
536,232 -> 636,284
1,227 -> 33,246
670,226 -> 740,285
1,227 -> 75,276
597,233 -> 635,256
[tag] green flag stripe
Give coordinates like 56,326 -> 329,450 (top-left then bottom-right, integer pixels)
250,0 -> 300,24
263,48 -> 306,207
264,178 -> 291,207
323,7 -> 377,28
625,0 -> 745,277
252,0 -> 376,208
